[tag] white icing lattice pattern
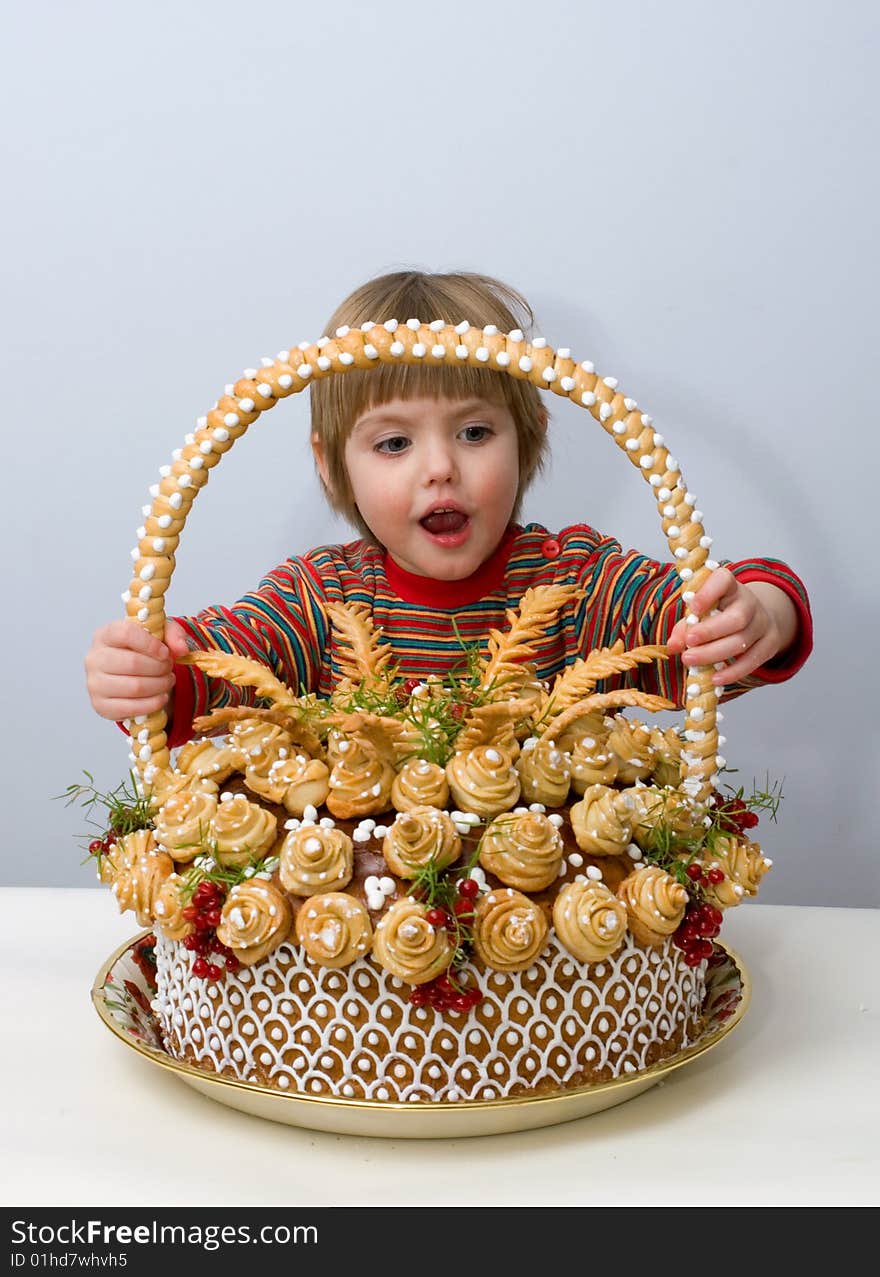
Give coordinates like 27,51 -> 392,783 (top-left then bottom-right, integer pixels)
153,933 -> 706,1102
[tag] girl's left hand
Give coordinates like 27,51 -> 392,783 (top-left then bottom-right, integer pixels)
666,567 -> 792,687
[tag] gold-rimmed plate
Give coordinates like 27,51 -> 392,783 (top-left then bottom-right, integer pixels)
92,934 -> 750,1139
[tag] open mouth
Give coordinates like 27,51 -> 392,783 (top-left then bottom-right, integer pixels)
419,508 -> 469,535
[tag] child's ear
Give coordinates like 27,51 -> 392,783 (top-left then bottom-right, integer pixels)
311,433 -> 333,492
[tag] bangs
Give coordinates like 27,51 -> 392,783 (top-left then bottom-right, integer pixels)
326,360 -> 515,427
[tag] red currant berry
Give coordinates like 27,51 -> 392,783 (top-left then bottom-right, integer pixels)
183,934 -> 199,952
707,868 -> 725,884
206,963 -> 223,981
697,939 -> 714,960
680,921 -> 700,944
683,951 -> 704,968
182,905 -> 199,921
426,908 -> 447,928
452,994 -> 471,1012
706,905 -> 723,926
205,907 -> 222,928
224,955 -> 240,974
467,988 -> 484,1007
194,881 -> 214,903
191,957 -> 210,978
685,863 -> 704,881
458,877 -> 479,899
88,839 -> 105,855
453,898 -> 475,919
409,987 -> 428,1006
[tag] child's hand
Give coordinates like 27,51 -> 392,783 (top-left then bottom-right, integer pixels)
85,619 -> 189,720
666,567 -> 796,687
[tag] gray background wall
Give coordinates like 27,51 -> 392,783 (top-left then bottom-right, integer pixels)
3,0 -> 877,905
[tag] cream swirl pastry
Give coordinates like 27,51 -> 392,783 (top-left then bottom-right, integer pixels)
278,756 -> 331,816
146,768 -> 218,811
649,726 -> 685,788
371,897 -> 454,985
515,738 -> 572,806
214,880 -> 292,965
212,793 -> 278,866
569,732 -> 619,791
445,744 -> 521,818
555,710 -> 608,757
228,719 -> 294,768
699,835 -> 772,908
569,784 -> 635,855
472,887 -> 549,972
279,824 -> 354,897
617,865 -> 688,946
606,716 -> 655,784
111,832 -> 174,927
478,810 -> 564,892
326,738 -> 395,819
175,737 -> 244,784
552,879 -> 628,963
390,758 -> 450,812
295,891 -> 373,968
623,784 -> 704,849
151,872 -> 193,941
153,790 -> 218,862
382,806 -> 461,878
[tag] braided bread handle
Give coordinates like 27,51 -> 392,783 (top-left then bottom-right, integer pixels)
123,320 -> 722,802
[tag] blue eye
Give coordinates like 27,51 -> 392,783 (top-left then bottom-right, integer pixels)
460,424 -> 492,443
375,435 -> 410,454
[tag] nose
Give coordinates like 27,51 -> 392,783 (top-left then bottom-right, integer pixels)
419,435 -> 459,485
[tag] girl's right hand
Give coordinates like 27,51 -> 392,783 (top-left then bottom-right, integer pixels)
85,619 -> 190,721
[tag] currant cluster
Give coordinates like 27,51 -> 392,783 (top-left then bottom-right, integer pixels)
409,971 -> 484,1013
181,879 -> 240,981
88,832 -> 118,860
710,792 -> 760,836
673,900 -> 724,967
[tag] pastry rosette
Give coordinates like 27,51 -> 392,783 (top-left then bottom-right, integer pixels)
555,710 -> 609,757
624,784 -> 705,850
699,835 -> 771,908
649,726 -> 685,788
472,887 -> 549,972
552,879 -> 628,963
617,865 -> 688,946
569,784 -> 635,856
146,768 -> 218,811
371,897 -> 455,985
515,738 -> 572,807
326,738 -> 394,819
175,737 -> 244,784
228,719 -> 294,767
478,811 -> 564,892
245,752 -> 330,811
445,744 -> 521,818
152,872 -> 193,941
381,806 -> 461,878
110,831 -> 173,926
390,758 -> 450,812
214,880 -> 292,965
212,794 -> 278,866
279,824 -> 354,897
569,733 -> 619,791
295,891 -> 373,968
606,717 -> 654,784
152,790 -> 218,861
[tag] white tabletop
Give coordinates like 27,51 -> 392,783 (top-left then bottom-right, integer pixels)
1,888 -> 877,1208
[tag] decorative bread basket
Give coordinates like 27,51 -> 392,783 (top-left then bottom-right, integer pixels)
80,317 -> 772,1120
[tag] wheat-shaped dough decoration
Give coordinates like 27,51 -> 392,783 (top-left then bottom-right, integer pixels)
178,649 -> 297,707
454,698 -> 536,751
538,689 -> 674,746
322,709 -> 408,765
480,583 -> 583,696
327,600 -> 396,689
542,639 -> 669,718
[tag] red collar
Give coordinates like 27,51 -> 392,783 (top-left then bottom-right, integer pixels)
383,526 -> 518,607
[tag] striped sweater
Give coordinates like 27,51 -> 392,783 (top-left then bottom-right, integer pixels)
169,522 -> 812,747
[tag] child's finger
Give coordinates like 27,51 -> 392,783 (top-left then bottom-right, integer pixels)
688,567 -> 737,618
102,619 -> 173,663
682,631 -> 756,669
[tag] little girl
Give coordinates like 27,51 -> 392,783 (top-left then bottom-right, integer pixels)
85,269 -> 812,740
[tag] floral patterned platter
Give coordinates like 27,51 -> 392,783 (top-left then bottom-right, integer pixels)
91,933 -> 749,1139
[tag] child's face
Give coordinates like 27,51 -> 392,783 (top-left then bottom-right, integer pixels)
337,396 -> 521,580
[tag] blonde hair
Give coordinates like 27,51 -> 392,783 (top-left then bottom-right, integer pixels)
310,269 -> 549,535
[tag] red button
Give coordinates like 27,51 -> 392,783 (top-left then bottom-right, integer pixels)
541,537 -> 561,559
